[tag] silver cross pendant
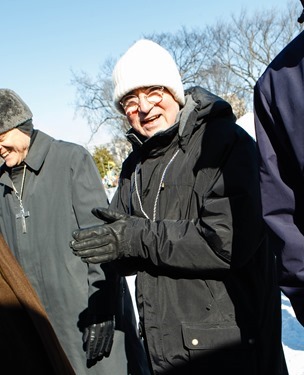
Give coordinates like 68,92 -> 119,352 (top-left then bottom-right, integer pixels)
16,207 -> 30,233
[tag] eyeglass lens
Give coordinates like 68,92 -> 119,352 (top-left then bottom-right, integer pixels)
122,87 -> 164,112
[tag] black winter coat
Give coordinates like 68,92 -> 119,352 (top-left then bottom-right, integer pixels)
111,87 -> 287,375
254,31 -> 304,326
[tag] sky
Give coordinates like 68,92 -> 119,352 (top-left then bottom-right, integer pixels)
0,0 -> 298,150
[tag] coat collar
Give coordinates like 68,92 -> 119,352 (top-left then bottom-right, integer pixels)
23,130 -> 53,172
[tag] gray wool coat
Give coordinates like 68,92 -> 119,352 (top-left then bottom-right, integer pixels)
0,130 -> 148,374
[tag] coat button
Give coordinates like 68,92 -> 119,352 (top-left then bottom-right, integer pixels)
192,339 -> 199,346
138,322 -> 143,338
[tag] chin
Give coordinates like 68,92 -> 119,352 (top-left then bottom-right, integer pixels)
5,159 -> 18,167
145,126 -> 164,138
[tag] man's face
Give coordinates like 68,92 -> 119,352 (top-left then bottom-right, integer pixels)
121,86 -> 180,138
0,128 -> 30,167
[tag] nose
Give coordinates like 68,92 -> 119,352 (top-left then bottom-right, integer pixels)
137,95 -> 154,113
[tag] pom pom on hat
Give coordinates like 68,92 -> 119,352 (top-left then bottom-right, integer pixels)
0,89 -> 33,135
112,39 -> 185,114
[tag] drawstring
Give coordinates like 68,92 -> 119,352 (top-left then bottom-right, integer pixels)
134,149 -> 180,221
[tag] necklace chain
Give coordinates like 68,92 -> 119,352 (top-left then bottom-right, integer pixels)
11,164 -> 29,233
134,149 -> 180,221
11,164 -> 27,201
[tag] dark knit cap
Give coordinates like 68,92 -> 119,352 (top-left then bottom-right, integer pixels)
0,89 -> 33,135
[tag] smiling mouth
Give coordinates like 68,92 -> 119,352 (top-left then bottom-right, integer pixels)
1,151 -> 9,159
142,114 -> 161,125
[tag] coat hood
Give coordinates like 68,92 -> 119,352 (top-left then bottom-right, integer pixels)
178,86 -> 236,149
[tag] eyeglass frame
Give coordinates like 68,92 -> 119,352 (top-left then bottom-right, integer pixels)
120,86 -> 165,114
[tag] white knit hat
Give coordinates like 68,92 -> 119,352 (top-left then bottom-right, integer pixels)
112,39 -> 185,114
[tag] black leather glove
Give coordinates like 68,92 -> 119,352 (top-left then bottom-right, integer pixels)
83,319 -> 114,360
70,208 -> 129,264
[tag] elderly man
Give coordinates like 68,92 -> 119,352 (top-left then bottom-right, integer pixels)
71,40 -> 287,374
0,89 -> 148,374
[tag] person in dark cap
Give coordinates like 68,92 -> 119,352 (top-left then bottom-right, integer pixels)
70,40 -> 287,374
0,89 -> 148,374
254,2 -> 304,327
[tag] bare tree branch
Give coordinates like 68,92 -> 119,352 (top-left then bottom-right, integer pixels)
71,0 -> 303,144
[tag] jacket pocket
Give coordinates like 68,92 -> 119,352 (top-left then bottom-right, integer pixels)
181,322 -> 257,373
182,322 -> 242,350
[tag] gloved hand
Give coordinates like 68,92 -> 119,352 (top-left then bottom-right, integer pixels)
83,318 -> 115,360
70,208 -> 129,264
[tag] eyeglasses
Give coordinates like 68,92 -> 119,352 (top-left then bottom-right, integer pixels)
120,86 -> 164,114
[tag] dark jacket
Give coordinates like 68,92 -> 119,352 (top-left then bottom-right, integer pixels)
254,31 -> 304,326
0,130 -> 146,374
110,87 -> 287,374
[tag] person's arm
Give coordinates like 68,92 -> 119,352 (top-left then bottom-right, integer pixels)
71,147 -> 117,359
254,82 -> 304,325
123,133 -> 262,274
72,130 -> 264,277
